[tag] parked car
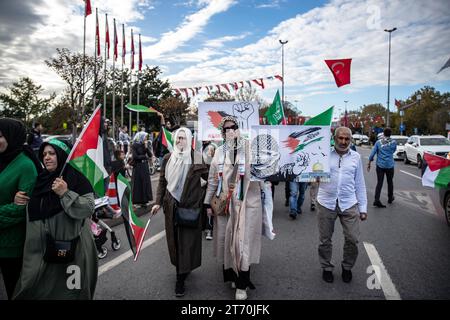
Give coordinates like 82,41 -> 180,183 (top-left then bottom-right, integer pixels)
439,185 -> 450,227
43,134 -> 74,148
390,135 -> 408,160
352,133 -> 369,146
404,135 -> 450,168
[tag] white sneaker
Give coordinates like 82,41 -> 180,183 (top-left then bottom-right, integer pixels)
205,230 -> 213,240
235,289 -> 247,300
230,282 -> 236,289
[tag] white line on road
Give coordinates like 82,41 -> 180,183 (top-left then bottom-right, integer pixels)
98,230 -> 166,276
400,170 -> 421,180
363,242 -> 401,300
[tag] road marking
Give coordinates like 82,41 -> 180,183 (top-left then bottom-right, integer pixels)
98,230 -> 166,276
363,242 -> 401,300
400,170 -> 421,180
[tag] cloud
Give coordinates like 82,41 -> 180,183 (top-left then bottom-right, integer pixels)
166,0 -> 450,96
144,0 -> 237,60
204,33 -> 251,48
255,0 -> 285,9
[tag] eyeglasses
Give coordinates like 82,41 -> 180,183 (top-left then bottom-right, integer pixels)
222,124 -> 238,132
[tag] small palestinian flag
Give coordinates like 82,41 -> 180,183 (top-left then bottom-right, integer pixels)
126,104 -> 157,113
116,173 -> 150,261
161,127 -> 173,152
422,153 -> 450,189
66,105 -> 109,196
207,110 -> 232,129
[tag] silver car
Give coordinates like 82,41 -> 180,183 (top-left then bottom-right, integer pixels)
390,135 -> 408,160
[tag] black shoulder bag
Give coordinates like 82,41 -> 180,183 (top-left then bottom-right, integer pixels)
43,220 -> 84,264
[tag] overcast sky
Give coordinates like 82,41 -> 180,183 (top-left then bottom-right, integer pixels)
0,0 -> 449,117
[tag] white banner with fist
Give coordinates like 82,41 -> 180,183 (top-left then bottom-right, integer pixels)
198,101 -> 260,141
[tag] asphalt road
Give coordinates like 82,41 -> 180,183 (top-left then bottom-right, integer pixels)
2,146 -> 450,300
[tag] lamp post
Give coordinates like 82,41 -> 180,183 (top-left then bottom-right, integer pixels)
384,27 -> 397,127
279,39 -> 288,120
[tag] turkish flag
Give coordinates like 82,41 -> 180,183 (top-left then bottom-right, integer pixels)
85,0 -> 92,17
324,59 -> 352,87
395,99 -> 402,109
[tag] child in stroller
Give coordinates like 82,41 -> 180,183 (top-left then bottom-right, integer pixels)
91,196 -> 122,259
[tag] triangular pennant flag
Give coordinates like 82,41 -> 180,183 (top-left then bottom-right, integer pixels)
304,106 -> 334,126
206,86 -> 211,95
215,85 -> 221,93
66,106 -> 109,196
275,75 -> 283,82
189,88 -> 196,96
117,173 -> 151,261
221,84 -> 230,93
252,78 -> 265,89
182,88 -> 189,99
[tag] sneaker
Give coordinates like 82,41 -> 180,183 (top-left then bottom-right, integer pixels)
310,203 -> 316,211
289,212 -> 297,220
205,230 -> 213,240
322,270 -> 334,283
235,288 -> 247,300
342,268 -> 352,283
175,280 -> 185,297
373,201 -> 386,208
388,197 -> 395,204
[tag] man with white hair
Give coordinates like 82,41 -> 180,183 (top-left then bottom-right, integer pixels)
316,127 -> 368,283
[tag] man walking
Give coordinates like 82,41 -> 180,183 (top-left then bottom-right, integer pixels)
317,127 -> 367,283
27,122 -> 44,156
367,127 -> 397,208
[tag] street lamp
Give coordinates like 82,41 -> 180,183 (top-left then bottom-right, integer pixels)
279,39 -> 288,119
384,27 -> 397,127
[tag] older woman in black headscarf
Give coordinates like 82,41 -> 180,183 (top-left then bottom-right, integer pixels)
131,131 -> 153,207
12,139 -> 98,299
0,118 -> 40,300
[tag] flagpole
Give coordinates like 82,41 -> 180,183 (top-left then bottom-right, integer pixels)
103,13 -> 108,119
121,24 -> 125,127
112,18 -> 116,141
137,71 -> 140,129
129,71 -> 133,135
81,5 -> 87,127
93,8 -> 98,111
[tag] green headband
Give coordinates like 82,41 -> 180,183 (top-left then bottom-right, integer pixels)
48,139 -> 70,154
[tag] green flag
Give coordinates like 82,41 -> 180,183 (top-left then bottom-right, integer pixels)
126,104 -> 157,113
265,90 -> 286,125
304,106 -> 334,126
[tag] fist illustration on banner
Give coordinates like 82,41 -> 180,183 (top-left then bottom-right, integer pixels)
233,102 -> 254,130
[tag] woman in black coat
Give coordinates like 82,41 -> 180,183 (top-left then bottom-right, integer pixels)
131,131 -> 153,207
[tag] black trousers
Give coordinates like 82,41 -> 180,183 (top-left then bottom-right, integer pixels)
375,166 -> 394,202
0,257 -> 22,300
223,266 -> 255,290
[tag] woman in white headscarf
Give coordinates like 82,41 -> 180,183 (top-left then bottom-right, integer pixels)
151,127 -> 209,298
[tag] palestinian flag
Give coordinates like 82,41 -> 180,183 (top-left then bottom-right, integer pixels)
126,104 -> 157,113
66,105 -> 109,196
117,173 -> 150,261
422,153 -> 450,189
161,126 -> 173,152
207,110 -> 232,128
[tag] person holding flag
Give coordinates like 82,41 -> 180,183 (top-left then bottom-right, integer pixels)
151,127 -> 209,298
13,139 -> 98,299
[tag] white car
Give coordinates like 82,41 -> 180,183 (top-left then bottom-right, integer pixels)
390,135 -> 408,160
404,135 -> 450,168
352,133 -> 369,146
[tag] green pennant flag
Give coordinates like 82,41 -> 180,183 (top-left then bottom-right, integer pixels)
304,106 -> 334,126
126,104 -> 157,113
264,90 -> 286,125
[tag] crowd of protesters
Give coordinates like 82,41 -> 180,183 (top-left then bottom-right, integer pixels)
0,112 -> 376,301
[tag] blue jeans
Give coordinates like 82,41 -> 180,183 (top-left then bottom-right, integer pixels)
289,182 -> 308,216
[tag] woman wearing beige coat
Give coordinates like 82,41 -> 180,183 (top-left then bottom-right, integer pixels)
204,116 -> 264,300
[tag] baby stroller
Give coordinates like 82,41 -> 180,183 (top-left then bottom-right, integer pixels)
91,196 -> 122,259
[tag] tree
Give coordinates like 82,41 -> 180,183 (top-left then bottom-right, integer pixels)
204,91 -> 235,102
235,86 -> 266,106
158,96 -> 190,127
0,77 -> 54,126
45,48 -> 103,137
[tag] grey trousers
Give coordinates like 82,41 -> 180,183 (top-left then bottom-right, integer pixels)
309,182 -> 318,206
317,202 -> 360,271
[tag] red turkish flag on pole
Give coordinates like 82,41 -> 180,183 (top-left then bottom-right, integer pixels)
139,34 -> 142,71
324,58 -> 352,87
122,24 -> 126,65
131,29 -> 135,70
113,19 -> 118,61
95,9 -> 100,56
105,14 -> 110,59
395,99 -> 402,109
85,0 -> 92,17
